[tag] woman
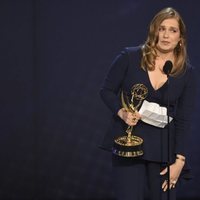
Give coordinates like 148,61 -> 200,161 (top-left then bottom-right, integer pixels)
100,7 -> 197,200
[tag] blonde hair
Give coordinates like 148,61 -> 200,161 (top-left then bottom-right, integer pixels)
141,7 -> 187,76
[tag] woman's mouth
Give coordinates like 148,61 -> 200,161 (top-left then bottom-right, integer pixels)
161,41 -> 170,45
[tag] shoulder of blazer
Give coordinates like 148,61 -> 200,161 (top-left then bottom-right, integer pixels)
123,45 -> 142,55
122,46 -> 142,66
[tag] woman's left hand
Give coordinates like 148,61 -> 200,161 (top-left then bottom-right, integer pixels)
160,158 -> 185,191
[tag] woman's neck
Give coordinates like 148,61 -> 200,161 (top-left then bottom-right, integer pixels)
155,50 -> 174,63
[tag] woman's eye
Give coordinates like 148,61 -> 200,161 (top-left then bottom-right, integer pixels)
159,27 -> 165,31
159,27 -> 179,33
171,29 -> 177,33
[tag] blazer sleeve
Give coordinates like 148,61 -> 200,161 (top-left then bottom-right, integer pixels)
99,50 -> 129,115
174,67 -> 197,156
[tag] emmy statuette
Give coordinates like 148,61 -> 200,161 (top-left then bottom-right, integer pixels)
112,84 -> 148,157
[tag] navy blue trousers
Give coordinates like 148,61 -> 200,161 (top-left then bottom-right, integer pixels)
112,155 -> 176,200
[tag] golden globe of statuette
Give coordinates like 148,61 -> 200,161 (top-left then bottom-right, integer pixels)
112,84 -> 148,157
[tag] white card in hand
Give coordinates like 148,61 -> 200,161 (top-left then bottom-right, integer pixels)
138,100 -> 173,128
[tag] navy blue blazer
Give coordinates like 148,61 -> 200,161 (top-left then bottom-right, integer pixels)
100,46 -> 197,164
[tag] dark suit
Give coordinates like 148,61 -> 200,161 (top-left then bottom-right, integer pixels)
99,46 -> 197,200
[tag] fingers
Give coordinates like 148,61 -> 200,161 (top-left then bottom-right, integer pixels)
162,180 -> 168,192
162,179 -> 177,192
160,167 -> 167,175
118,108 -> 141,126
160,166 -> 177,192
134,111 -> 141,119
124,112 -> 140,126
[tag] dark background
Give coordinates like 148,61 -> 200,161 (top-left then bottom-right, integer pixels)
0,0 -> 199,199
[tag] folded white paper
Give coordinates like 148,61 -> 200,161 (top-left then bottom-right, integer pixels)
138,100 -> 173,128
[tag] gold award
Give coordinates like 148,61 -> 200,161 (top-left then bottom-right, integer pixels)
112,84 -> 148,157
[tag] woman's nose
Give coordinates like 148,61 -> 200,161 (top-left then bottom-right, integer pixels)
163,30 -> 169,38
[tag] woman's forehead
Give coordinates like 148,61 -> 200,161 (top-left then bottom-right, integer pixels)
160,18 -> 179,28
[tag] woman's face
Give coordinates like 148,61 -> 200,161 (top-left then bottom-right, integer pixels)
156,18 -> 181,54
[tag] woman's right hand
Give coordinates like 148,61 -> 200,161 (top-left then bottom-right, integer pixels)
117,108 -> 141,126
